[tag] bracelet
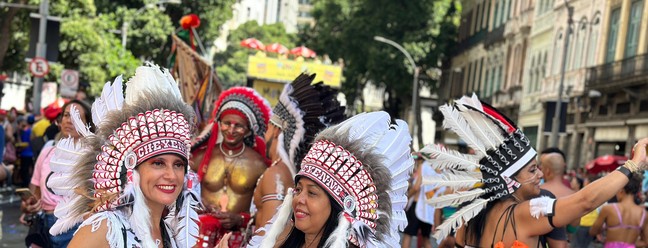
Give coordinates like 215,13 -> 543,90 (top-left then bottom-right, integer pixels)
616,166 -> 633,179
624,160 -> 640,173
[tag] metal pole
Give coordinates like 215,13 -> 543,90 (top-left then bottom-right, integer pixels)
32,0 -> 48,115
550,4 -> 573,147
373,36 -> 418,144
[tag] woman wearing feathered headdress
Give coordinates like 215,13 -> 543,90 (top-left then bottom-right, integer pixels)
423,93 -> 648,248
248,111 -> 413,248
48,64 -> 201,248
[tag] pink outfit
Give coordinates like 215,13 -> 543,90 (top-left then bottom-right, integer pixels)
30,146 -> 60,211
603,203 -> 646,248
604,241 -> 635,248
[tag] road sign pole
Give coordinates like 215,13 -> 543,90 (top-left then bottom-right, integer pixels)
32,0 -> 48,115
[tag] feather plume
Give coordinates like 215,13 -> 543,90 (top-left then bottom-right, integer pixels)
390,209 -> 409,231
173,189 -> 200,248
126,171 -> 156,248
420,144 -> 480,171
49,194 -> 85,235
344,112 -> 391,147
324,214 -> 351,248
46,172 -> 77,196
70,104 -> 92,137
423,173 -> 481,190
49,138 -> 84,173
125,63 -> 182,105
455,96 -> 505,149
91,76 -> 124,127
433,198 -> 488,241
427,189 -> 485,208
439,104 -> 486,156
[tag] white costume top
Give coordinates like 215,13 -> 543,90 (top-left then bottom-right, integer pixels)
78,210 -> 178,248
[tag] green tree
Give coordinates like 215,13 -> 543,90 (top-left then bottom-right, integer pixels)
304,0 -> 460,119
214,21 -> 297,88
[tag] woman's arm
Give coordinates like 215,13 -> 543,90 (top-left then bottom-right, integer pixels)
589,206 -> 608,236
517,138 -> 648,237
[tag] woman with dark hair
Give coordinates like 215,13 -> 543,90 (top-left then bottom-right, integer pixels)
20,99 -> 93,247
248,111 -> 414,248
590,173 -> 648,247
423,94 -> 648,248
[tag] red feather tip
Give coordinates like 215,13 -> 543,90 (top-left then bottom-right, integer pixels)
180,14 -> 200,29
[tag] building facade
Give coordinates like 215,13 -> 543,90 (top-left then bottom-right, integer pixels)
446,0 -> 648,170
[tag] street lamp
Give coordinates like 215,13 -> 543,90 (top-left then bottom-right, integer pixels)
549,0 -> 574,147
121,0 -> 181,54
374,36 -> 420,146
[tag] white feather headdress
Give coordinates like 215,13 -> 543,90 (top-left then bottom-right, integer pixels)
421,93 -> 537,241
47,63 -> 200,248
250,111 -> 414,248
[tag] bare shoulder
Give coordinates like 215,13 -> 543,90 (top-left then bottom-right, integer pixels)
68,219 -> 110,248
259,164 -> 293,193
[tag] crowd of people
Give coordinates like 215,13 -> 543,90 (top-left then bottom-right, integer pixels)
4,64 -> 648,248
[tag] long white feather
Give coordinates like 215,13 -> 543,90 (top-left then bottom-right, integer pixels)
423,174 -> 481,190
125,63 -> 182,105
69,104 -> 92,137
91,76 -> 124,127
173,190 -> 200,248
439,104 -> 486,156
433,198 -> 488,241
126,171 -> 156,248
258,188 -> 294,248
420,144 -> 481,171
49,194 -> 84,235
426,189 -> 485,208
455,98 -> 505,149
343,112 -> 391,146
49,138 -> 84,173
324,214 -> 351,248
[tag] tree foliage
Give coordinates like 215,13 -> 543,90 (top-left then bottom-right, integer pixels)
303,0 -> 460,118
1,0 -> 236,97
214,21 -> 297,88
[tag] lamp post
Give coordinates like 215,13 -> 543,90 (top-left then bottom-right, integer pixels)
549,1 -> 574,147
121,0 -> 180,54
374,36 -> 420,146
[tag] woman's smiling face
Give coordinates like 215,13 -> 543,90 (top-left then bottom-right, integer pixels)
137,154 -> 186,209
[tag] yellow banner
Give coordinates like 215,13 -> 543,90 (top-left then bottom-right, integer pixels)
252,79 -> 285,107
246,55 -> 342,88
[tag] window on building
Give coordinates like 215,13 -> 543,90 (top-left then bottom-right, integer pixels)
574,20 -> 587,69
539,52 -> 548,92
616,102 -> 631,114
625,0 -> 644,58
494,0 -> 500,28
475,3 -> 482,33
483,0 -> 490,30
553,31 -> 564,75
588,16 -> 600,66
484,69 -> 490,96
496,65 -> 503,94
476,58 -> 484,93
528,56 -> 536,93
506,0 -> 512,21
606,7 -> 621,63
640,100 -> 648,112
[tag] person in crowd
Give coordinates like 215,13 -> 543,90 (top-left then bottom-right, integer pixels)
402,155 -> 436,248
589,173 -> 648,247
20,100 -> 93,247
191,87 -> 271,247
49,65 -> 200,247
422,93 -> 648,248
573,174 -> 601,248
253,73 -> 345,232
17,115 -> 34,187
248,111 -> 413,248
570,176 -> 584,192
539,148 -> 575,248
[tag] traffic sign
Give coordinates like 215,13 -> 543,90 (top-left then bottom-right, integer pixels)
29,57 -> 49,77
60,69 -> 79,97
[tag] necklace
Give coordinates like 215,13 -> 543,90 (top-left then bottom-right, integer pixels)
220,142 -> 245,158
270,158 -> 282,167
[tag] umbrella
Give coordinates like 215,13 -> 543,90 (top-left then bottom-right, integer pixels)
240,38 -> 265,50
585,155 -> 628,174
265,42 -> 289,54
290,45 -> 317,58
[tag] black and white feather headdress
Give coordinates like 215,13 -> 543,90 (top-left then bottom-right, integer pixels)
420,93 -> 536,240
269,73 -> 346,176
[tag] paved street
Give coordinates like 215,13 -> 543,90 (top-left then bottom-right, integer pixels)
0,188 -> 28,247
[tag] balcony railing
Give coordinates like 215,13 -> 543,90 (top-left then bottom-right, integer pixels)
484,25 -> 505,47
587,53 -> 648,90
